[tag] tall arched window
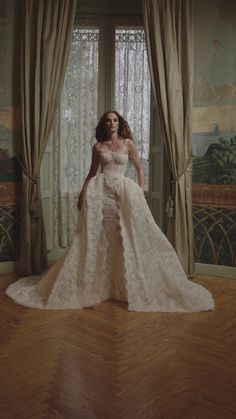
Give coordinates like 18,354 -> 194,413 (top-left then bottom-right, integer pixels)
49,17 -> 151,248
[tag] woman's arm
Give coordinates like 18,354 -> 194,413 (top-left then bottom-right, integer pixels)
77,144 -> 100,211
127,139 -> 145,191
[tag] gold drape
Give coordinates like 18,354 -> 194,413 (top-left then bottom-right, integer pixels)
17,0 -> 76,275
142,0 -> 194,275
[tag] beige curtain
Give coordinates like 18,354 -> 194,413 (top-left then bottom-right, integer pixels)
142,0 -> 194,275
17,0 -> 76,275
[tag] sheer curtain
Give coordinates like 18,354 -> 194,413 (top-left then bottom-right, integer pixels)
52,26 -> 99,248
115,28 -> 151,188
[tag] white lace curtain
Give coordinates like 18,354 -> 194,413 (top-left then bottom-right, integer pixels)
52,24 -> 150,247
115,29 -> 151,185
52,27 -> 99,247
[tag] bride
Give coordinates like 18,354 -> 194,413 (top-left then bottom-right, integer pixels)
6,111 -> 214,312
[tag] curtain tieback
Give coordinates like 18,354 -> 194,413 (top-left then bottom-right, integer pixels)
165,155 -> 192,218
16,157 -> 41,217
16,156 -> 37,183
170,155 -> 192,185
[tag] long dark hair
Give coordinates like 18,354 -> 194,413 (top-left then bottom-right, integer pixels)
95,111 -> 134,142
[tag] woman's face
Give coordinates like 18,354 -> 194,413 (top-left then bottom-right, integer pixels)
105,112 -> 119,135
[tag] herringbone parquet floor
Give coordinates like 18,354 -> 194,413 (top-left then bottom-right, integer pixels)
0,274 -> 236,419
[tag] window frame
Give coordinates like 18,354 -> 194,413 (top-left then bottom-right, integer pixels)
76,15 -> 143,114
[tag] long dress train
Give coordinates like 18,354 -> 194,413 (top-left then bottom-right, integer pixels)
5,142 -> 214,312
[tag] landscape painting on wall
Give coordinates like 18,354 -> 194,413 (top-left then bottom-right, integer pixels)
0,108 -> 21,262
192,106 -> 236,267
192,0 -> 236,267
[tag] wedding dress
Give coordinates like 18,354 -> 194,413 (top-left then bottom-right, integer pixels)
6,140 -> 214,312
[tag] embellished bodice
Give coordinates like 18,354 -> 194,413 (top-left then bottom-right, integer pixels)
99,150 -> 129,177
99,140 -> 129,179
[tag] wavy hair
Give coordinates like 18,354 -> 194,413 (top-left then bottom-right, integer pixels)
95,111 -> 133,142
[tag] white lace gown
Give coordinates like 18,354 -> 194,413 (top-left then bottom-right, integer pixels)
6,146 -> 214,312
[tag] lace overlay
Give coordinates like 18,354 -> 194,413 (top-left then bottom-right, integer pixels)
5,143 -> 214,312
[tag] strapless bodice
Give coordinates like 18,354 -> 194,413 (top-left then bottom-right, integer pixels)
99,151 -> 128,176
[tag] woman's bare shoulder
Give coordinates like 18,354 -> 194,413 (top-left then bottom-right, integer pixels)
93,142 -> 100,152
126,138 -> 136,149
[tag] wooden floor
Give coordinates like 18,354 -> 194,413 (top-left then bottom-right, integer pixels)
0,274 -> 236,419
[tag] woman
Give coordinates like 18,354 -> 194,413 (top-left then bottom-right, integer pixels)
5,111 -> 214,312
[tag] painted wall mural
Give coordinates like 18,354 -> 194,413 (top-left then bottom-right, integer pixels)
193,0 -> 236,267
0,0 -> 21,263
0,110 -> 21,262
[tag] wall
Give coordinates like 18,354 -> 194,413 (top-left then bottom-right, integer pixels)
76,0 -> 142,15
192,0 -> 236,267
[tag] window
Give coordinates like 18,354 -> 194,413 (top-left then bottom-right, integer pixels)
50,17 -> 151,247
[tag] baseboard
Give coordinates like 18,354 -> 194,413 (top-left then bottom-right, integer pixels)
0,261 -> 16,274
195,263 -> 236,280
0,248 -> 66,275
